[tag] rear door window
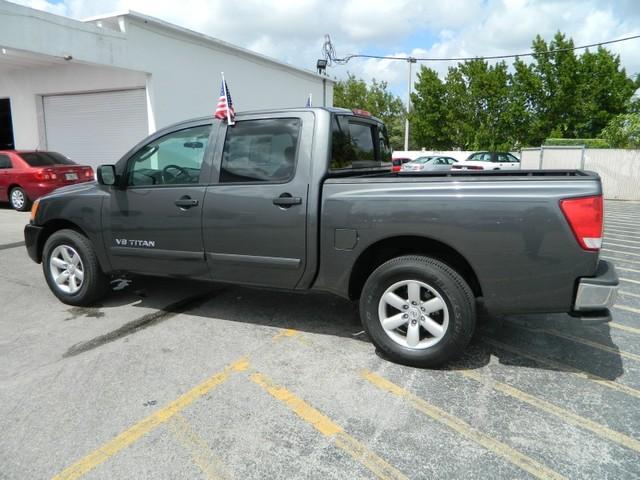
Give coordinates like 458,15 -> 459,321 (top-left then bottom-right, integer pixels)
220,118 -> 301,183
0,154 -> 11,169
469,153 -> 491,162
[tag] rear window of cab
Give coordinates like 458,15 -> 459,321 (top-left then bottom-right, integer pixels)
330,115 -> 391,170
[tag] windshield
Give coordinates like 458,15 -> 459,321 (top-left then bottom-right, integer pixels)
19,152 -> 76,167
412,156 -> 435,164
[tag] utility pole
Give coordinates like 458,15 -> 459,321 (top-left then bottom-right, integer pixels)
404,57 -> 417,151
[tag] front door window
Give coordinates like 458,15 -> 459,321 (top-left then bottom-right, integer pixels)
127,125 -> 211,187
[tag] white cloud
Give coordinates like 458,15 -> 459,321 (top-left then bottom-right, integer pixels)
8,0 -> 640,95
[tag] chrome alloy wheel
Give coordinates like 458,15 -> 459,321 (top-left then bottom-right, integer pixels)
10,189 -> 25,210
49,245 -> 85,294
377,280 -> 449,349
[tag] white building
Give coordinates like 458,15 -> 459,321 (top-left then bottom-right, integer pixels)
0,1 -> 333,166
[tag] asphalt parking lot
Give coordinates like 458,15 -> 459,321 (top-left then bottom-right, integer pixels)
1,201 -> 639,480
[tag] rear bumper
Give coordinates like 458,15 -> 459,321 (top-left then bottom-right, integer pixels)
24,223 -> 43,263
571,260 -> 618,323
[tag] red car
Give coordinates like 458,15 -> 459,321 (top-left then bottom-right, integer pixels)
0,151 -> 94,211
391,157 -> 412,172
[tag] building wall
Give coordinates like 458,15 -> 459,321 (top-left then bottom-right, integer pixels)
0,1 -> 333,150
122,18 -> 332,130
0,63 -> 146,149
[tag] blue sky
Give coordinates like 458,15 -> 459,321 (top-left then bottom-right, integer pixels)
11,0 -> 640,97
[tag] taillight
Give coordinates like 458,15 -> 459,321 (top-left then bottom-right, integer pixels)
33,169 -> 57,181
559,195 -> 603,251
84,167 -> 94,178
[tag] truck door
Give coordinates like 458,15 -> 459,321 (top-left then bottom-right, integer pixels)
202,114 -> 310,289
103,122 -> 214,278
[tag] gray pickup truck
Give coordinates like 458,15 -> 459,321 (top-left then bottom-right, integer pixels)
24,107 -> 618,366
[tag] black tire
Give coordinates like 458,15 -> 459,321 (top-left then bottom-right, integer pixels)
359,255 -> 476,368
9,187 -> 30,211
42,229 -> 109,306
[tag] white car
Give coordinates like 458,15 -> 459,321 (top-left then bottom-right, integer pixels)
401,156 -> 458,172
451,152 -> 520,171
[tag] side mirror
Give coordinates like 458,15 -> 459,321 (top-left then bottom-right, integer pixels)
97,165 -> 116,186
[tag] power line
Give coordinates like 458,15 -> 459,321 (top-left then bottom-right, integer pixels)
322,33 -> 640,64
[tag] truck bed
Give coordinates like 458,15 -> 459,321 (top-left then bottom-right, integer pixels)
326,169 -> 599,181
315,170 -> 602,315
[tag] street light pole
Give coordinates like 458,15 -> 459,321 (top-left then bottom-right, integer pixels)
404,57 -> 417,151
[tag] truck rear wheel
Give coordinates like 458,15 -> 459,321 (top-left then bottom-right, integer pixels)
360,255 -> 475,367
42,229 -> 109,306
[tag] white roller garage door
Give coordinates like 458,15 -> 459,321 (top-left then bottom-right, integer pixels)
43,89 -> 149,167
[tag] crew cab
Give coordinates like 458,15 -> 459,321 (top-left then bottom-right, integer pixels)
24,108 -> 618,367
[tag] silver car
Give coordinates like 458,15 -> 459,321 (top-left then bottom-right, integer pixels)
401,156 -> 458,172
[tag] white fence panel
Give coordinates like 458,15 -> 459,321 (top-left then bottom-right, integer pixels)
519,147 -> 640,200
540,147 -> 583,169
584,149 -> 640,201
520,149 -> 540,169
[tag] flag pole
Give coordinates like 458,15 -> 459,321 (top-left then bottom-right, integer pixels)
221,72 -> 233,125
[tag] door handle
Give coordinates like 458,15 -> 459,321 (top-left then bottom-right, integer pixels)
273,193 -> 302,207
175,196 -> 199,209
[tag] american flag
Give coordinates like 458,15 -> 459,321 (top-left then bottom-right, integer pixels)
214,78 -> 235,123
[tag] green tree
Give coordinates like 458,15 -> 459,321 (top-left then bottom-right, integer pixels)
598,113 -> 640,148
333,73 -> 405,149
410,31 -> 637,150
410,67 -> 448,149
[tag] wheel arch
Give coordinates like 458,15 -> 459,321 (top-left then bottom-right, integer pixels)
37,219 -> 90,262
348,235 -> 482,300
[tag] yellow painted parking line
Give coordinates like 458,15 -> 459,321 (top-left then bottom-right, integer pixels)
508,323 -> 640,362
604,229 -> 640,237
615,304 -> 640,315
606,235 -> 640,244
606,220 -> 640,228
606,217 -> 640,221
167,414 -> 232,480
600,254 -> 640,266
250,372 -> 408,480
619,290 -> 640,299
620,277 -> 640,285
459,369 -> 640,453
610,322 -> 640,335
480,337 -> 640,400
601,248 -> 640,257
605,242 -> 640,250
52,358 -> 249,480
361,370 -> 565,480
272,328 -> 300,341
606,217 -> 640,223
612,265 -> 640,274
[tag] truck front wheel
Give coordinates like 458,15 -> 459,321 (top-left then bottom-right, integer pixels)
42,229 -> 109,306
360,255 -> 476,367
